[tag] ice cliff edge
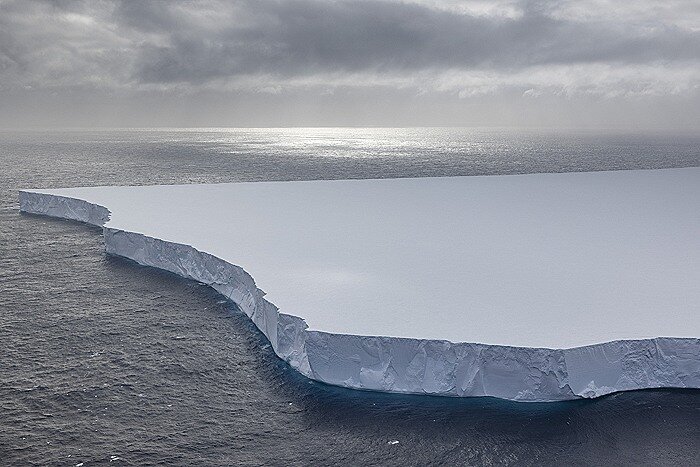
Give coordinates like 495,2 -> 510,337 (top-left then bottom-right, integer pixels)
18,169 -> 700,402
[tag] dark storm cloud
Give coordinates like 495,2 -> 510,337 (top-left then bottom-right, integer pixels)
1,0 -> 698,89
110,0 -> 700,84
1,0 -> 699,128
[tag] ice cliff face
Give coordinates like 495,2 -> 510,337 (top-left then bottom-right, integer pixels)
19,190 -> 700,402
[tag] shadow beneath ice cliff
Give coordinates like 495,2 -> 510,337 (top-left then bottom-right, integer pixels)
105,251 -> 700,419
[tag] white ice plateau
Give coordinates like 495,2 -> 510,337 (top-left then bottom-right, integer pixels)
19,168 -> 700,401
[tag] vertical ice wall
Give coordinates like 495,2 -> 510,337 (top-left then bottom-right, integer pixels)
19,189 -> 700,401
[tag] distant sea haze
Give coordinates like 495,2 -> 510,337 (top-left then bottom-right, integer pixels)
1,128 -> 699,465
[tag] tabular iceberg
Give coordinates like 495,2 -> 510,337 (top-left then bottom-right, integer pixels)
19,168 -> 700,401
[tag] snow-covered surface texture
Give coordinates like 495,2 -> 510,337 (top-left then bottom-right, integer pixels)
19,168 -> 700,401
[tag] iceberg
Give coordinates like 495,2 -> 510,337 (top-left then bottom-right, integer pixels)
19,168 -> 700,401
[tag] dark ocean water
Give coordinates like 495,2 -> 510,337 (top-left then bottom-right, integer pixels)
1,128 -> 699,466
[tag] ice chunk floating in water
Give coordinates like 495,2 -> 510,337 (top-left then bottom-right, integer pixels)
19,168 -> 700,401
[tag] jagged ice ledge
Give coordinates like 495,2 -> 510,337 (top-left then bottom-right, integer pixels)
18,168 -> 700,401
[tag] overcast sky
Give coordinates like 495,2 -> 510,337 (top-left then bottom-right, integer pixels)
1,0 -> 699,128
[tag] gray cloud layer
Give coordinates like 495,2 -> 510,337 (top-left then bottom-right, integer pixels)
127,0 -> 699,83
1,0 -> 699,127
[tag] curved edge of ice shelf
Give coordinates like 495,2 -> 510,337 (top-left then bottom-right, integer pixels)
18,189 -> 700,402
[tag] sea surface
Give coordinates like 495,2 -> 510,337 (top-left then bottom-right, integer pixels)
1,128 -> 699,466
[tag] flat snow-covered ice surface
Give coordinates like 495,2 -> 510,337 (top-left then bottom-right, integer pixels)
23,168 -> 699,348
20,168 -> 700,401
